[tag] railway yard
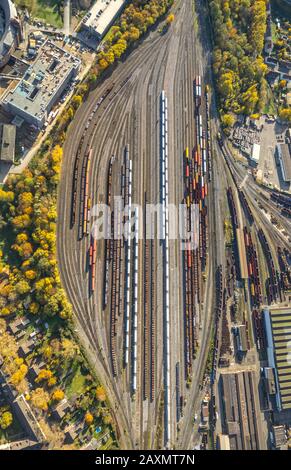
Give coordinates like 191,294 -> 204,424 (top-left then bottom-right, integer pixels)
56,0 -> 291,450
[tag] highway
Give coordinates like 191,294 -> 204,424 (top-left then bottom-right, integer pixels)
56,0 -> 291,450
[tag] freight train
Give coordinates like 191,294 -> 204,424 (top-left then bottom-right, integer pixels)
194,75 -> 202,109
70,86 -> 114,229
258,229 -> 279,303
244,227 -> 262,307
182,77 -> 212,378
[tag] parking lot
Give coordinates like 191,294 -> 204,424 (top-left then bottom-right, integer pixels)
258,118 -> 290,192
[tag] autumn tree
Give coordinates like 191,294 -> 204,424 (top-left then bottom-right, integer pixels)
0,411 -> 13,430
95,0 -> 174,74
166,13 -> 175,25
52,390 -> 65,401
72,95 -> 82,110
279,108 -> 291,123
85,412 -> 94,425
36,369 -> 53,383
96,385 -> 106,402
31,388 -> 50,411
221,113 -> 235,129
209,0 -> 268,118
103,413 -> 113,425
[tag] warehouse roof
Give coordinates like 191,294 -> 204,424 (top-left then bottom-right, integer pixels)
264,307 -> 291,410
272,425 -> 287,449
236,325 -> 248,352
219,370 -> 264,450
83,0 -> 127,39
0,124 -> 16,163
251,143 -> 261,163
277,144 -> 291,182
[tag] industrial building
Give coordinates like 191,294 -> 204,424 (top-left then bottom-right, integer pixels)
276,144 -> 291,182
4,40 -> 81,128
219,370 -> 265,450
264,307 -> 291,411
0,0 -> 22,68
0,123 -> 16,163
251,143 -> 261,164
272,425 -> 287,449
234,324 -> 248,354
82,0 -> 127,41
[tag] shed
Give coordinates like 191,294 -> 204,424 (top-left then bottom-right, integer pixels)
235,325 -> 248,353
0,124 -> 16,163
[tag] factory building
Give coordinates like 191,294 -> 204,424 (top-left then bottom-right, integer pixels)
276,144 -> 291,182
263,307 -> 291,411
0,0 -> 22,68
82,0 -> 127,41
219,370 -> 265,450
4,40 -> 81,128
234,324 -> 248,354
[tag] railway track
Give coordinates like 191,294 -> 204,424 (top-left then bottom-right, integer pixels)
57,0 -> 219,449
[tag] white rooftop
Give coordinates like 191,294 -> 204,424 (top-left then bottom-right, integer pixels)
83,0 -> 126,38
251,143 -> 261,162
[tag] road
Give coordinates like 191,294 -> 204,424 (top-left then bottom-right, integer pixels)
64,0 -> 71,36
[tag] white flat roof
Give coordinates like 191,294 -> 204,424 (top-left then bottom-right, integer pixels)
251,143 -> 261,162
83,0 -> 126,38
